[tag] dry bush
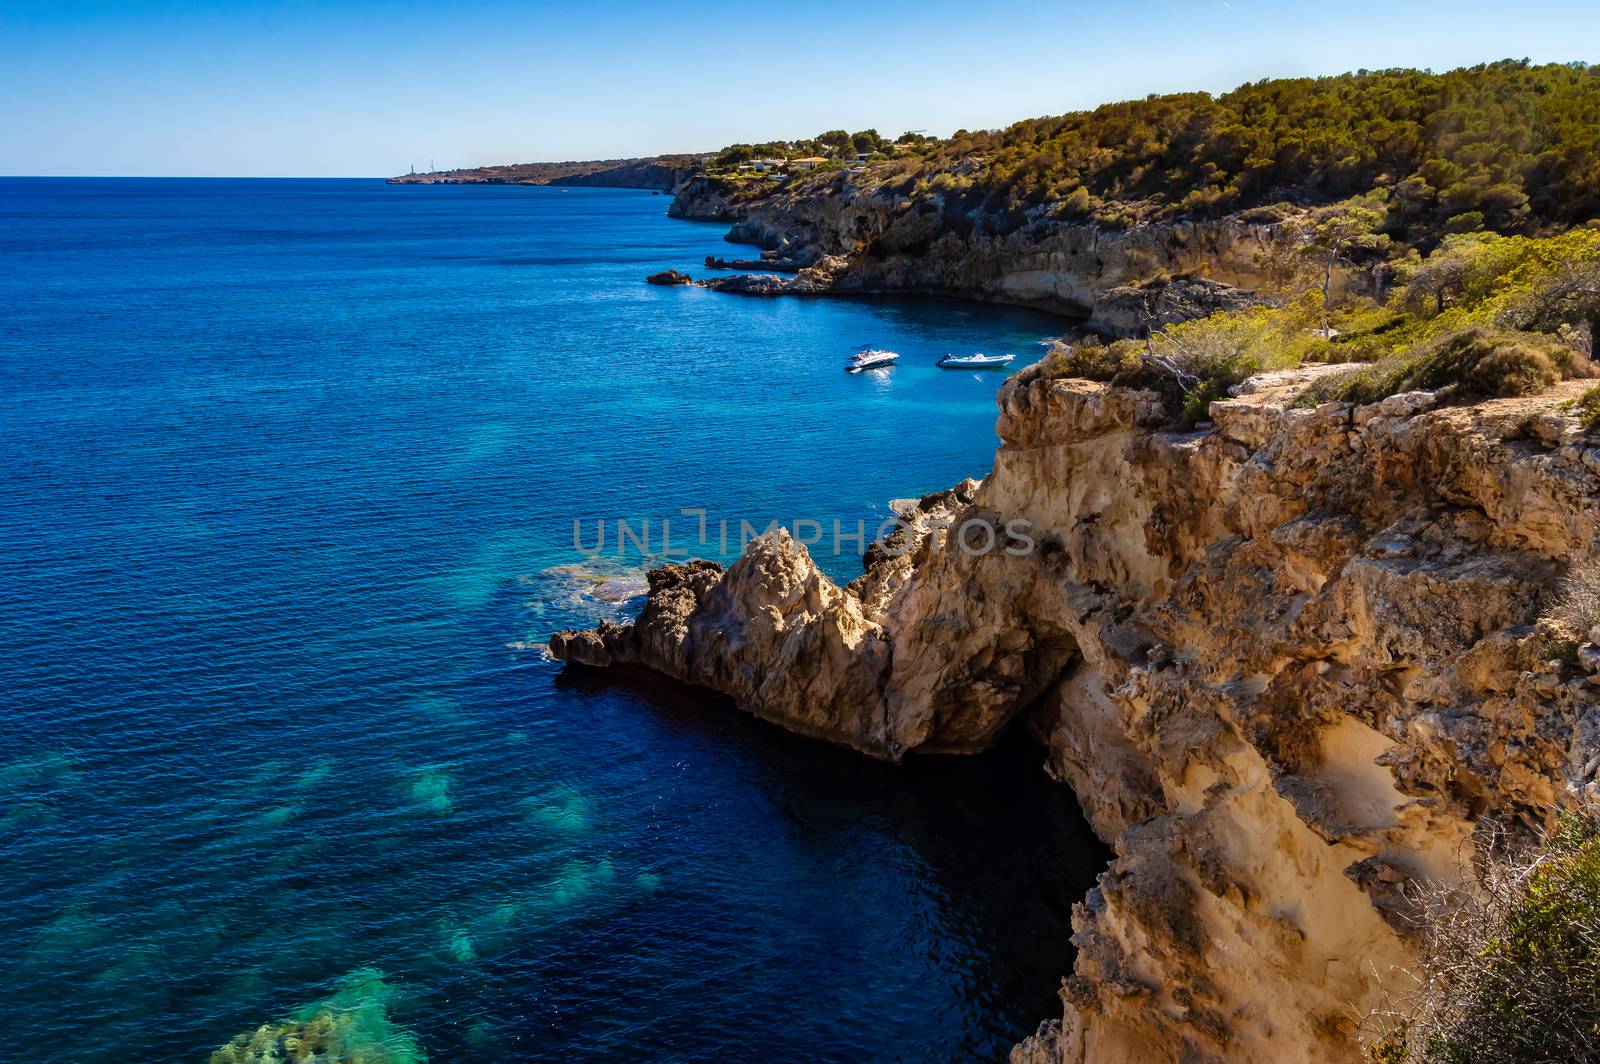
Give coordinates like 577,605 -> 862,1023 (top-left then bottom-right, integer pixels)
1413,328 -> 1570,395
1548,558 -> 1600,637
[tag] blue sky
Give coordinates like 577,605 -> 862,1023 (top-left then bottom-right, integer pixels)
3,0 -> 1597,176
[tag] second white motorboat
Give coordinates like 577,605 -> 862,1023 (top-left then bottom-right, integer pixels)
937,352 -> 1015,369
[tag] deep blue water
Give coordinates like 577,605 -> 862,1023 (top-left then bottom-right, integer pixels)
0,178 -> 1105,1063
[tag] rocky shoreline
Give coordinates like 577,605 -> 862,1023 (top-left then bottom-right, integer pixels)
553,369 -> 1600,1062
704,255 -> 804,274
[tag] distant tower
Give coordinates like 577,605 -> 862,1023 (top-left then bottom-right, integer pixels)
409,164 -> 416,175
430,158 -> 436,174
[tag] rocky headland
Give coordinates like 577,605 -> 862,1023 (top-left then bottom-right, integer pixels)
663,172 -> 1279,334
552,368 -> 1600,1062
388,155 -> 701,191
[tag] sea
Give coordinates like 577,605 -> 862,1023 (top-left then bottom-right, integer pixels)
0,177 -> 1107,1063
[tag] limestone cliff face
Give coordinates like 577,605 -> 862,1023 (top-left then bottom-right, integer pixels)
551,371 -> 1600,1062
666,174 -> 1279,329
667,180 -> 744,221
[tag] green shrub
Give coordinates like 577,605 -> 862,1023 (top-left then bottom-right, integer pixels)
1303,310 -> 1425,365
1370,809 -> 1600,1063
1568,385 -> 1600,432
1300,326 -> 1591,406
1540,635 -> 1582,665
1300,360 -> 1420,406
1235,202 -> 1300,225
1034,337 -> 1140,381
1031,335 -> 1207,421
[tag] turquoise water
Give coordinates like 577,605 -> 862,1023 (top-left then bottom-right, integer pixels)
0,178 -> 1105,1062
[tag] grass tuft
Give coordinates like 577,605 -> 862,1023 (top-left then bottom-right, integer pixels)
1546,558 -> 1600,638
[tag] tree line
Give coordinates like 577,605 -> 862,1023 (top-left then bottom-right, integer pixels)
710,129 -> 929,168
875,60 -> 1600,240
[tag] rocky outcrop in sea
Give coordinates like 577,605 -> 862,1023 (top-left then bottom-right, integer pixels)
552,369 -> 1600,1062
704,255 -> 804,274
210,970 -> 425,1064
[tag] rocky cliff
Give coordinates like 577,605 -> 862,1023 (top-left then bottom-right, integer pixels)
666,174 -> 1279,331
551,370 -> 1600,1062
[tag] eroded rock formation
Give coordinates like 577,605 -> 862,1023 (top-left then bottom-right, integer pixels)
551,370 -> 1600,1062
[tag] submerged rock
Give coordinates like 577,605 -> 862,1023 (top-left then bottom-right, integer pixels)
210,970 -> 425,1064
552,373 -> 1600,1062
535,561 -> 649,607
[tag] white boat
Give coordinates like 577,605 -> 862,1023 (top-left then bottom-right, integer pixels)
846,348 -> 899,372
937,352 -> 1015,369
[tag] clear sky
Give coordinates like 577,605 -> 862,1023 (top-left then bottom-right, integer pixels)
3,0 -> 1597,177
